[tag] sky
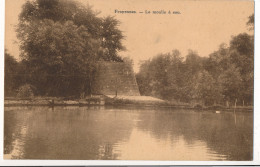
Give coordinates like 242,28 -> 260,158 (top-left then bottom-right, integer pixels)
5,0 -> 254,72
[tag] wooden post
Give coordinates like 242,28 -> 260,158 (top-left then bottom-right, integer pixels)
115,77 -> 118,97
234,112 -> 237,125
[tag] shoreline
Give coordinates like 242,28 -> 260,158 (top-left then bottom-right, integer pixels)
4,97 -> 253,112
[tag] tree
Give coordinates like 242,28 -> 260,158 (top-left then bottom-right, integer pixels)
144,53 -> 171,99
101,16 -> 125,61
203,44 -> 230,79
218,64 -> 242,103
136,13 -> 254,106
5,50 -> 29,97
16,0 -> 125,97
4,50 -> 18,96
185,50 -> 204,75
136,50 -> 185,100
191,70 -> 222,106
229,33 -> 254,75
182,50 -> 205,102
165,50 -> 185,101
247,14 -> 254,31
18,0 -> 124,61
229,33 -> 254,105
18,19 -> 100,96
136,60 -> 153,96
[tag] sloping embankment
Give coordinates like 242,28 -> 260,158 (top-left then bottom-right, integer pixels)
105,95 -> 180,107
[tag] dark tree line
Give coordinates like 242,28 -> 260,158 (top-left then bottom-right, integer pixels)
136,14 -> 254,106
5,0 -> 125,98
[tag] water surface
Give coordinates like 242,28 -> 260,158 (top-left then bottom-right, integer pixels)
4,106 -> 253,160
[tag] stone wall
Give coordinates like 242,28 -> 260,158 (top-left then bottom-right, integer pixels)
91,61 -> 140,96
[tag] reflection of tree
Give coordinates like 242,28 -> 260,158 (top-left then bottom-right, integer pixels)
136,109 -> 253,160
4,107 -> 34,157
197,112 -> 253,160
4,108 -> 18,154
5,106 -> 134,160
135,109 -> 199,144
5,106 -> 253,160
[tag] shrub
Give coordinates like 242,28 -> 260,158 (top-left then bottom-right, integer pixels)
17,84 -> 35,98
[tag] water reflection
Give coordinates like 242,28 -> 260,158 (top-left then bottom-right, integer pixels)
116,128 -> 226,160
4,106 -> 253,160
134,109 -> 253,160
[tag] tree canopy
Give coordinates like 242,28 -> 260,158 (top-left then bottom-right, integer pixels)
16,0 -> 125,97
136,14 -> 254,106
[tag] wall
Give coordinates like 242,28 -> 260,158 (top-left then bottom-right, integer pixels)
92,61 -> 140,96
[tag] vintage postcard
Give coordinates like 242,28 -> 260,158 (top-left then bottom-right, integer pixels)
2,0 -> 257,164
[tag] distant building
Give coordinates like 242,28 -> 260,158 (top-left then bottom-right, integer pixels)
91,61 -> 140,96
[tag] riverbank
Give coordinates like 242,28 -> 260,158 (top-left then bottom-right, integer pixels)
4,96 -> 105,106
4,96 -> 253,112
105,96 -> 253,112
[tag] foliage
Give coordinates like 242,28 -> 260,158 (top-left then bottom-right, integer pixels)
247,14 -> 254,31
18,0 -> 124,61
136,50 -> 185,100
7,4 -> 254,105
5,50 -> 29,97
101,16 -> 125,61
4,50 -> 18,96
137,14 -> 254,106
229,33 -> 254,104
17,84 -> 35,98
16,0 -> 125,97
218,65 -> 242,101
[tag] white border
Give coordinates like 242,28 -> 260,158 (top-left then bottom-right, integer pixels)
0,0 -> 259,165
253,0 -> 260,164
0,0 -> 5,163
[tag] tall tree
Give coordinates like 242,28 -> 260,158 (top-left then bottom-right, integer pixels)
4,50 -> 18,96
166,50 -> 185,101
218,64 -> 242,103
136,50 -> 185,100
101,16 -> 125,61
135,13 -> 254,106
18,0 -> 124,61
5,50 -> 29,97
229,33 -> 254,105
203,44 -> 230,78
16,0 -> 125,97
191,70 -> 218,106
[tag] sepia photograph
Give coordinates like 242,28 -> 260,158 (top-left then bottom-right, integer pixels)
3,0 -> 255,162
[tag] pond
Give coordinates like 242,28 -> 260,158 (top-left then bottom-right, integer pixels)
4,106 -> 253,160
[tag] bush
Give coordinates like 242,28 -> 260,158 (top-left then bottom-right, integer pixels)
17,84 -> 35,98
